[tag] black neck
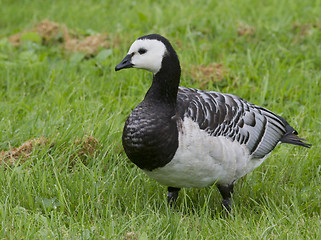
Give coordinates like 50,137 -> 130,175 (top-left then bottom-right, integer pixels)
122,40 -> 182,171
144,54 -> 181,106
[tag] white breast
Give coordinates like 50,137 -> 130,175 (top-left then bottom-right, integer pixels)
143,117 -> 267,188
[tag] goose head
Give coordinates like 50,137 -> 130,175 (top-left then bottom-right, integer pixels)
115,34 -> 178,75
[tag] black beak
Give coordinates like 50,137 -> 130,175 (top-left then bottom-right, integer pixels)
115,54 -> 134,71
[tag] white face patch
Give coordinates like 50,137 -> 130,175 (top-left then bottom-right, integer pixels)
127,39 -> 167,74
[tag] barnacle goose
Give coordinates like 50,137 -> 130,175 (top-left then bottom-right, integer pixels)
115,34 -> 311,211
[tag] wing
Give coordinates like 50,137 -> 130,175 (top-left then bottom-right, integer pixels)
176,87 -> 291,159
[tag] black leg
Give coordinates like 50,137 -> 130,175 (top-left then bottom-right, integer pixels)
217,184 -> 234,212
167,187 -> 180,207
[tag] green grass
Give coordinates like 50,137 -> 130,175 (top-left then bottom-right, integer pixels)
0,0 -> 320,239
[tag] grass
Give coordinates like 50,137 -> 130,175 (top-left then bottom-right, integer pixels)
0,0 -> 320,238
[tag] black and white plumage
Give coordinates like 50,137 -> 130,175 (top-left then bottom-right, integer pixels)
115,34 -> 311,211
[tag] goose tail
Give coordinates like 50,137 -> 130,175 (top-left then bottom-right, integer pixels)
280,125 -> 311,148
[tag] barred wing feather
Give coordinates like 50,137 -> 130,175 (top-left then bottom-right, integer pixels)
176,87 -> 310,159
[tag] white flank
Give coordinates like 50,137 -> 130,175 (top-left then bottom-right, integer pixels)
128,39 -> 167,74
144,118 -> 267,188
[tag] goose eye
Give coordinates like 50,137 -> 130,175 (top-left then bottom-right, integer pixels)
138,48 -> 147,55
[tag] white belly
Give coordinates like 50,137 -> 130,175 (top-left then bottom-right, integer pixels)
143,118 -> 266,188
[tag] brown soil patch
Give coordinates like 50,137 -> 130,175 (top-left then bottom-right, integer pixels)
124,232 -> 137,240
69,135 -> 101,167
35,20 -> 62,44
292,21 -> 321,44
8,20 -> 117,56
0,135 -> 100,167
189,63 -> 229,89
9,20 -> 63,46
292,21 -> 321,36
8,33 -> 23,47
73,135 -> 100,158
0,137 -> 50,165
64,33 -> 110,56
237,23 -> 256,37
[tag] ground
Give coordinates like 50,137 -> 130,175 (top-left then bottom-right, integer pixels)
0,0 -> 320,239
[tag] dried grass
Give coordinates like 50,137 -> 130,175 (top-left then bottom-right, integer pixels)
189,63 -> 229,89
292,21 -> 321,36
124,231 -> 137,240
291,21 -> 321,44
8,20 -> 117,56
0,137 -> 50,165
72,135 -> 100,158
64,33 -> 110,56
0,135 -> 100,167
9,20 -> 62,46
237,23 -> 256,37
68,135 -> 101,167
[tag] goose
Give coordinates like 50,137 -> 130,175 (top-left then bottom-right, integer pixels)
115,34 -> 311,211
